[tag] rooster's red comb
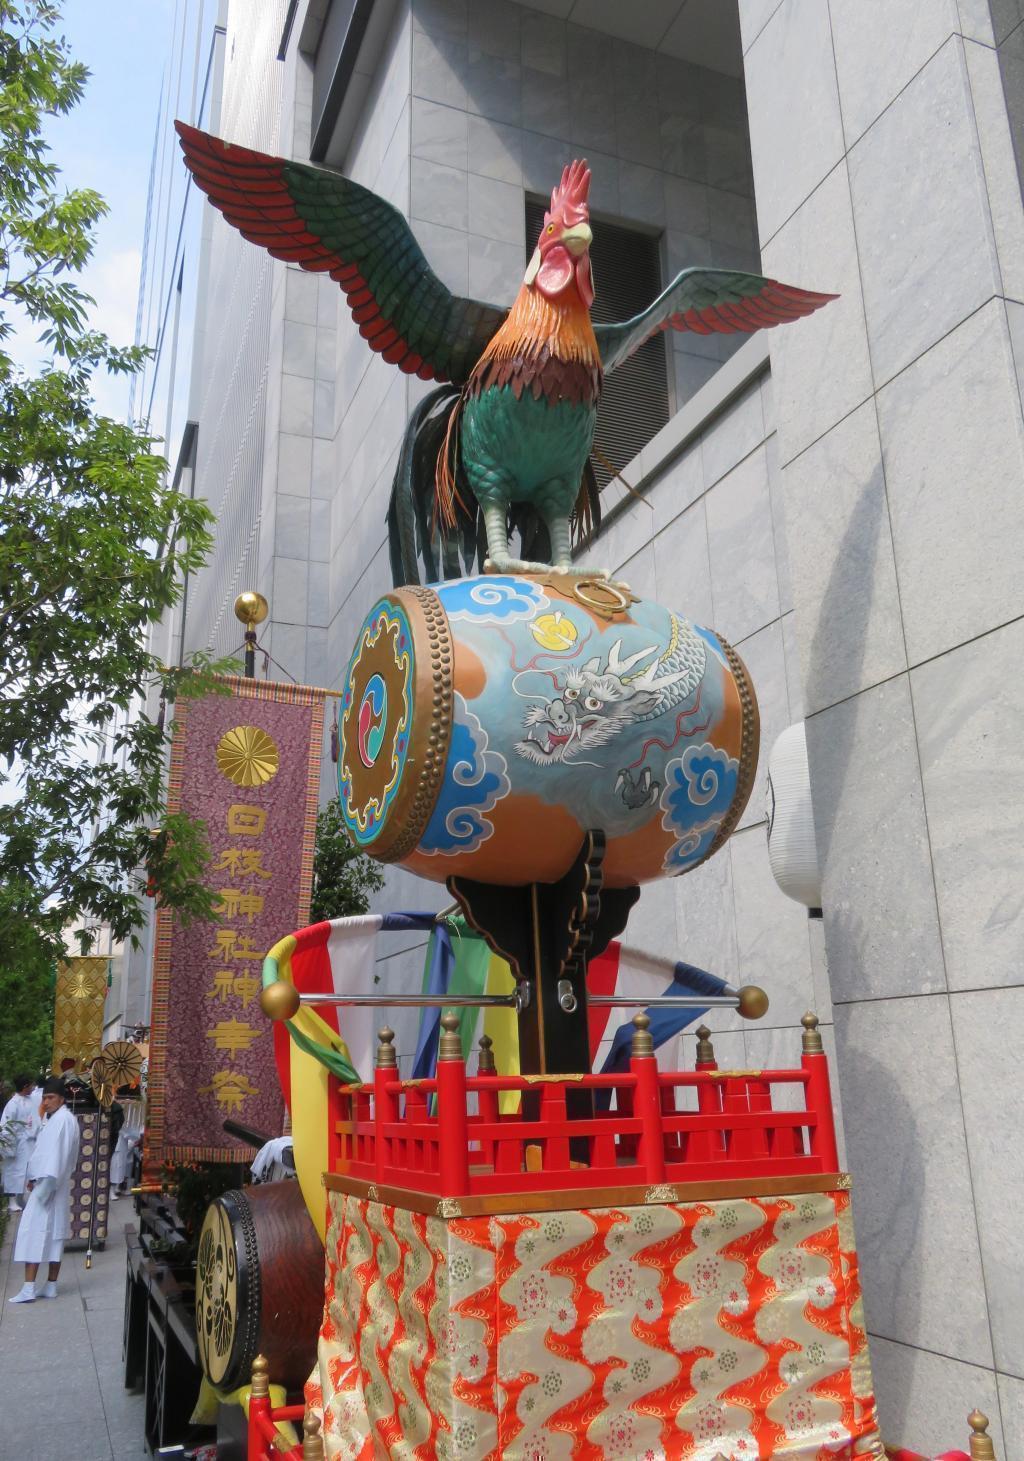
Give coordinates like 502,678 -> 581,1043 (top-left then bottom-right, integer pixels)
549,160 -> 591,224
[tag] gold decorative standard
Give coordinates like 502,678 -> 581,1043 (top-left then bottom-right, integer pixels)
52,956 -> 109,1072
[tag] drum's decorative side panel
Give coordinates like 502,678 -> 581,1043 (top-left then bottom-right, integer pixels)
339,574 -> 758,889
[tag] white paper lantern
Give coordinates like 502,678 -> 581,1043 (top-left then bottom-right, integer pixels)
765,722 -> 822,909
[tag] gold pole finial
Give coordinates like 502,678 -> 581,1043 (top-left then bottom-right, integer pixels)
250,1353 -> 270,1399
631,1011 -> 654,1058
477,1033 -> 496,1073
438,1012 -> 462,1061
233,590 -> 269,626
737,985 -> 769,1020
260,979 -> 301,1022
968,1410 -> 996,1459
303,1409 -> 326,1460
801,1011 -> 824,1054
695,1024 -> 715,1063
375,1026 -> 397,1068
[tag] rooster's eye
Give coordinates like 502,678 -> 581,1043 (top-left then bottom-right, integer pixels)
546,224 -> 554,233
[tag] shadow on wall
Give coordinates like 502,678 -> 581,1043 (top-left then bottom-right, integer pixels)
804,460 -> 886,871
833,995 -> 925,1424
413,1 -> 756,214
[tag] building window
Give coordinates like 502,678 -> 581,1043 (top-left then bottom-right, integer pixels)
525,198 -> 669,490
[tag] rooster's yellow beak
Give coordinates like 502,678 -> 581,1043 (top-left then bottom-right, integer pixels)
561,223 -> 592,257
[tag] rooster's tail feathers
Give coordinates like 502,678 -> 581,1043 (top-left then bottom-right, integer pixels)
435,393 -> 469,532
388,387 -> 481,586
571,456 -> 602,549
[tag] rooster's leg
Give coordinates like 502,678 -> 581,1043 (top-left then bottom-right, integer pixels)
482,503 -> 548,574
546,514 -> 572,571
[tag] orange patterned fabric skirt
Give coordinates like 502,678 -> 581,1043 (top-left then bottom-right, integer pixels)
314,1189 -> 884,1459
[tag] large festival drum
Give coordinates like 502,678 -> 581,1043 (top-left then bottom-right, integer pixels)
339,573 -> 758,887
195,1182 -> 323,1393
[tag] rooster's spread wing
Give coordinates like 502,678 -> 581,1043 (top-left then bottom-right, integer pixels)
594,267 -> 837,375
176,122 -> 507,387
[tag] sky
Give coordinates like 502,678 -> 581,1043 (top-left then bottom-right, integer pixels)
16,0 -> 206,440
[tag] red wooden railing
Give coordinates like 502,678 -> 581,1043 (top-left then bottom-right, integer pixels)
245,1356 -> 320,1460
328,1012 -> 840,1199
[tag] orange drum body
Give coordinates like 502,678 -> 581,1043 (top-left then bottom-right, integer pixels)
339,573 -> 758,888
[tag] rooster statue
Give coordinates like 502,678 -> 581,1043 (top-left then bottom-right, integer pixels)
177,124 -> 834,585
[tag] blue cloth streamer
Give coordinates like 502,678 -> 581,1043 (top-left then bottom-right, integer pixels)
410,923 -> 455,1079
597,959 -> 730,1092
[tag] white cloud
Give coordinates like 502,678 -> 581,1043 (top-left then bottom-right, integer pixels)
86,245 -> 144,423
87,245 -> 143,352
3,243 -> 144,425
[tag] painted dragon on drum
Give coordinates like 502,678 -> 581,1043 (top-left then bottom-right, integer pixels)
515,615 -> 707,767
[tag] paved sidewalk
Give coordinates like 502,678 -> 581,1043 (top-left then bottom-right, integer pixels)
0,1201 -> 147,1460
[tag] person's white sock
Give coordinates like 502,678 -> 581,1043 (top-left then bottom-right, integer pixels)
41,1280 -> 58,1299
7,1198 -> 18,1213
9,1283 -> 35,1303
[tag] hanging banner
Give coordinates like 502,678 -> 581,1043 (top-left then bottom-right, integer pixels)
145,677 -> 325,1171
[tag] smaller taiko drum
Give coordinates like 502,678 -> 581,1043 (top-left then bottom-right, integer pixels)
195,1182 -> 323,1393
338,573 -> 758,888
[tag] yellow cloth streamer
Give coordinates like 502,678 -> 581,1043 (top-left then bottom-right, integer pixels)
482,954 -> 521,1113
264,935 -> 355,1242
190,1375 -> 298,1446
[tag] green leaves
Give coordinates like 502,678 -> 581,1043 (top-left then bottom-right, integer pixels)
0,3 -> 230,970
0,882 -> 54,1078
309,800 -> 385,924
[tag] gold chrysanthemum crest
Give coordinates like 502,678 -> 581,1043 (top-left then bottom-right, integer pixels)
216,725 -> 279,787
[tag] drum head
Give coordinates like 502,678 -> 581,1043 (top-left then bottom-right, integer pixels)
339,589 -> 454,861
195,1190 -> 255,1390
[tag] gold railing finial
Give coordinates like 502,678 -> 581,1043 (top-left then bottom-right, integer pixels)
303,1409 -> 326,1460
968,1410 -> 996,1459
250,1353 -> 270,1399
801,1011 -> 824,1054
631,1011 -> 654,1058
477,1033 -> 496,1073
439,1012 -> 462,1061
375,1026 -> 397,1068
695,1024 -> 715,1064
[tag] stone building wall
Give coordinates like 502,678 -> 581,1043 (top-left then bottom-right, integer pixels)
740,1 -> 1024,1450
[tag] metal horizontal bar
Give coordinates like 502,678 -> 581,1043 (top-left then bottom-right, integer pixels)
588,993 -> 738,1009
295,991 -> 520,1009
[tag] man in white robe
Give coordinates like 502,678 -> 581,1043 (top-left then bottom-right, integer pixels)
1,1074 -> 40,1212
9,1077 -> 80,1302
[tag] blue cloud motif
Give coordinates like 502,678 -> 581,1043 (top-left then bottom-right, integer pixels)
660,742 -> 740,873
662,818 -> 723,873
434,576 -> 548,625
419,694 -> 510,856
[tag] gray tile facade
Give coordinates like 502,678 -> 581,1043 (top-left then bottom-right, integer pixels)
744,0 -> 1024,1445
